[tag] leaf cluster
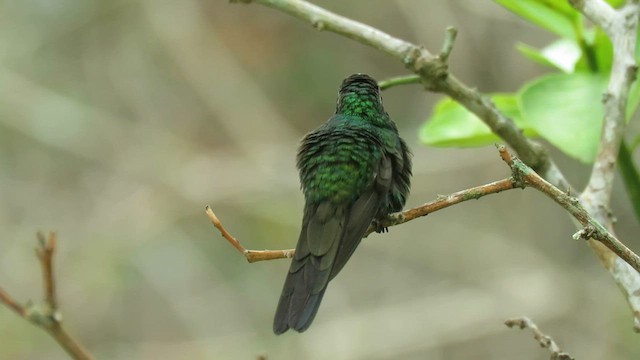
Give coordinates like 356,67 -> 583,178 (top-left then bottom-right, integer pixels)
422,0 -> 640,164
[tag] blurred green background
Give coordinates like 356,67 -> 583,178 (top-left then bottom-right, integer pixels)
0,0 -> 639,359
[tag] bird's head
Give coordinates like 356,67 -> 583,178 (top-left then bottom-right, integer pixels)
335,73 -> 385,117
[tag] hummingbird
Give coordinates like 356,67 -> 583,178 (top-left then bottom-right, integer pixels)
273,74 -> 412,334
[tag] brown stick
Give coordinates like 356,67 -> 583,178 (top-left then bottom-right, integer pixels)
370,178 -> 515,233
498,146 -> 640,273
505,316 -> 574,360
205,206 -> 298,263
47,325 -> 95,360
208,146 -> 640,274
36,232 -> 57,310
205,207 -> 247,254
0,232 -> 95,360
0,287 -> 27,317
206,178 -> 516,263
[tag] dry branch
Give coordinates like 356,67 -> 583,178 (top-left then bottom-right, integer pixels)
208,147 -> 640,274
206,177 -> 514,262
498,146 -> 640,272
206,206 -> 295,263
505,316 -> 574,360
0,232 -> 95,360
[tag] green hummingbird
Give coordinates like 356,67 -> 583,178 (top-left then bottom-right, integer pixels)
273,74 -> 412,334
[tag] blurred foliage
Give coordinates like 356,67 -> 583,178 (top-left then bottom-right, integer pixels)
423,0 -> 640,162
420,94 -> 535,147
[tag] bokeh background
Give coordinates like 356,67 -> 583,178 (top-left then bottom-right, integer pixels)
0,0 -> 639,359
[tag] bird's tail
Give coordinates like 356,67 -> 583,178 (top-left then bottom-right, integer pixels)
273,262 -> 328,334
273,192 -> 382,334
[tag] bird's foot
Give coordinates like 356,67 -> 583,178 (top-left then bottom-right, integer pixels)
371,219 -> 388,233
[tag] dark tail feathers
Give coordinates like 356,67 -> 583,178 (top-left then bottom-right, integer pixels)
273,263 -> 328,334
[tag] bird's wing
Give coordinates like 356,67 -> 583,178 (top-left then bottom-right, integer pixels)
273,154 -> 393,334
388,136 -> 412,212
329,153 -> 393,279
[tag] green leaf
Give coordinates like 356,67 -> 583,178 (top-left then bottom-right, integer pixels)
517,43 -> 565,71
541,39 -> 582,73
493,0 -> 578,39
519,73 -> 607,163
636,24 -> 640,61
420,94 -> 535,147
592,28 -> 613,72
541,38 -> 583,72
517,39 -> 586,73
627,79 -> 640,120
618,140 -> 640,224
606,0 -> 625,8
538,0 -> 579,17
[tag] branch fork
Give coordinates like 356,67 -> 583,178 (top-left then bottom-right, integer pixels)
0,232 -> 94,360
573,225 -> 597,241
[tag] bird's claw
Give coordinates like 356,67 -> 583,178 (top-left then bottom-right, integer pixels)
371,219 -> 389,233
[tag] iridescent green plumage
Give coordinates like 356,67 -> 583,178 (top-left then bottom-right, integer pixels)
273,74 -> 412,334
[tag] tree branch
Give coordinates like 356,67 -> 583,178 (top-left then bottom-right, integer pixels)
505,316 -> 574,360
231,0 -> 415,58
206,178 -> 515,262
438,26 -> 458,63
574,0 -> 639,208
370,178 -> 514,232
0,288 -> 27,318
379,26 -> 455,90
570,0 -> 640,331
569,0 -> 617,30
231,0 -> 568,188
0,232 -> 95,360
36,232 -> 57,310
498,146 -> 640,273
378,75 -> 421,90
206,206 -> 295,263
208,147 -> 640,274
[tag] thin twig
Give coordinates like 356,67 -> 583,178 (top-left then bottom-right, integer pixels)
0,232 -> 95,360
365,178 -> 515,234
208,147 -> 640,272
438,26 -> 457,62
568,0 -> 617,32
505,316 -> 574,360
0,288 -> 27,317
36,232 -> 57,310
205,207 -> 247,254
205,206 -> 295,263
207,178 -> 516,262
378,75 -> 421,90
498,146 -> 640,273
